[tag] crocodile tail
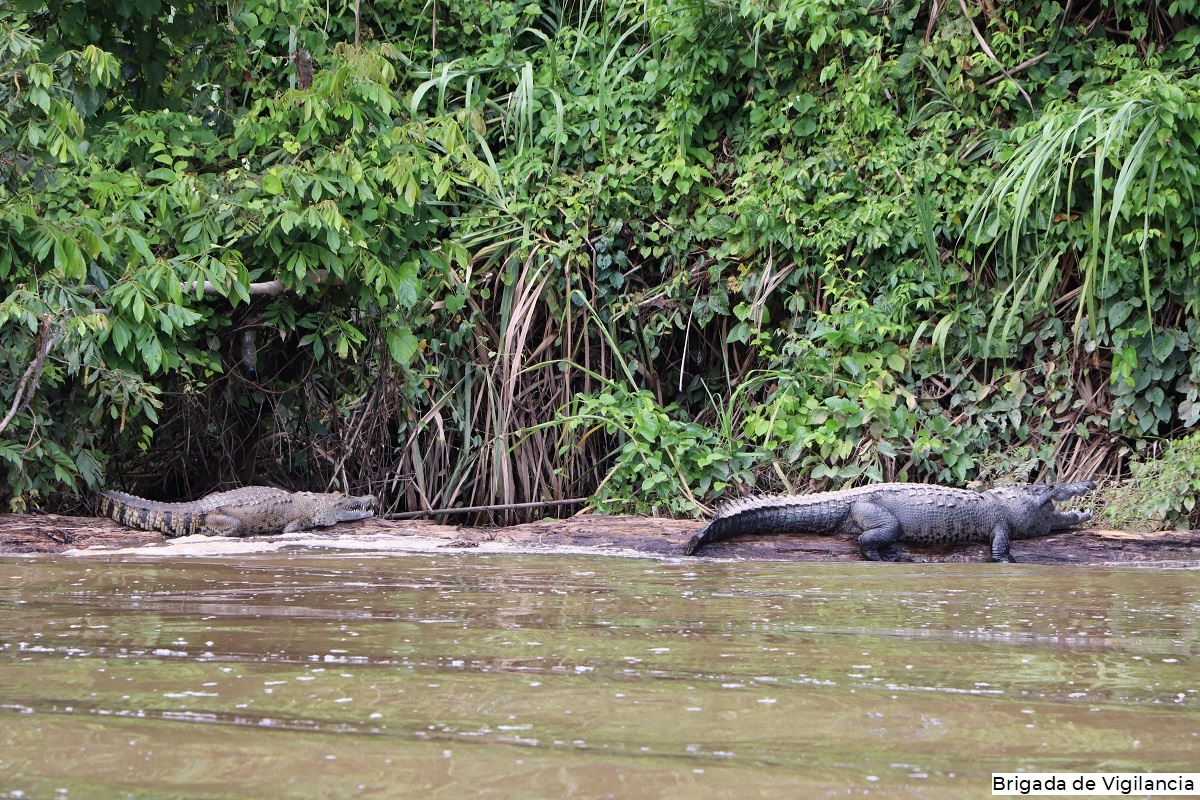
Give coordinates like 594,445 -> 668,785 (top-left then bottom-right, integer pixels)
684,495 -> 851,555
98,491 -> 143,528
683,519 -> 722,555
98,491 -> 203,537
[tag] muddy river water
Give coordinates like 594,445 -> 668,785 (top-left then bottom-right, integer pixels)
1,553 -> 1197,798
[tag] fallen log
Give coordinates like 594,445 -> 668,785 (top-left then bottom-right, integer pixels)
2,513 -> 1199,565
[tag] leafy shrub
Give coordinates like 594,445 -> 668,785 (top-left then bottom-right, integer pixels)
1099,434 -> 1200,531
4,0 -> 1200,518
561,384 -> 754,515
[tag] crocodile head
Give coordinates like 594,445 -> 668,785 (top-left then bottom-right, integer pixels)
301,492 -> 378,526
986,481 -> 1096,538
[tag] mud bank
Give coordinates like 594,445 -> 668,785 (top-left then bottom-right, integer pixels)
2,512 -> 1199,565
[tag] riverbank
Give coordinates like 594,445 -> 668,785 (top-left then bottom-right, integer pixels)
2,513 -> 1200,565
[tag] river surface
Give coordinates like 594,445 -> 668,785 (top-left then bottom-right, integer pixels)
1,553 -> 1197,799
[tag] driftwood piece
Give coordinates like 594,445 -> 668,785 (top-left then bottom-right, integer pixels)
2,513 -> 1199,565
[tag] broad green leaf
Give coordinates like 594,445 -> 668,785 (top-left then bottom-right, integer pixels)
387,327 -> 418,365
396,260 -> 420,307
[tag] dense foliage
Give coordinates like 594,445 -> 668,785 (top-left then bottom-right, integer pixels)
2,0 -> 1199,521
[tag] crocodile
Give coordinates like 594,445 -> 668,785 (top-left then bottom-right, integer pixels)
684,481 -> 1096,562
98,486 -> 377,537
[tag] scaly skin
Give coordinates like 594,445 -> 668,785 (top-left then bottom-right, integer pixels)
98,486 -> 377,538
684,482 -> 1096,562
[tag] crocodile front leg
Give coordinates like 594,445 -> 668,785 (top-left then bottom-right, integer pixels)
991,521 -> 1016,563
851,502 -> 902,561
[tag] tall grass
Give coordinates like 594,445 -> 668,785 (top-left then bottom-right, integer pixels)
967,73 -> 1191,350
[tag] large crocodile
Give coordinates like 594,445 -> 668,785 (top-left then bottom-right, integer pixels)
684,482 -> 1096,562
98,486 -> 377,537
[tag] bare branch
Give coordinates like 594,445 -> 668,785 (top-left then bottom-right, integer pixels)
984,52 -> 1049,86
0,317 -> 55,437
82,270 -> 336,299
957,0 -> 1033,108
385,498 -> 588,520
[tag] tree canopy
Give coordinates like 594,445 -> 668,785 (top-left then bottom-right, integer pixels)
2,0 -> 1199,520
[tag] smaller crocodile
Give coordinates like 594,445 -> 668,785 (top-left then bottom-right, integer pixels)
684,481 -> 1096,562
98,486 -> 377,537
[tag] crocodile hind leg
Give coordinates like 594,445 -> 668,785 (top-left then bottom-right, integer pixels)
197,514 -> 244,537
850,502 -> 902,562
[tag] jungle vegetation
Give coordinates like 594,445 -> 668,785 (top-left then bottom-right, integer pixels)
2,0 -> 1200,527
